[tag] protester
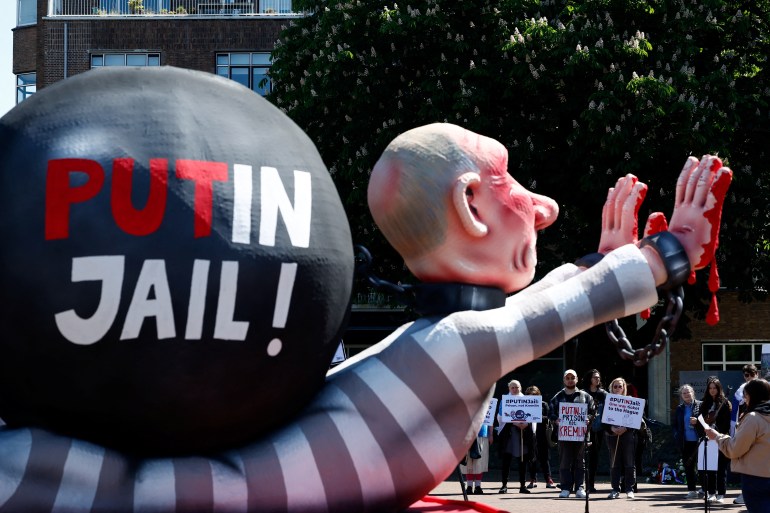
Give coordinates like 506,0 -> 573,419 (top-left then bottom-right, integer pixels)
525,385 -> 556,489
460,424 -> 494,494
706,379 -> 770,513
497,380 -> 535,494
673,384 -> 703,499
732,364 -> 760,505
696,377 -> 732,503
604,377 -> 637,500
583,369 -> 607,493
549,369 -> 594,499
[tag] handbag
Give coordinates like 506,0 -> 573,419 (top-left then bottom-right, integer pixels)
468,438 -> 482,459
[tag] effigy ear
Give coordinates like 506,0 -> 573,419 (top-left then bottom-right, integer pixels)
452,172 -> 488,238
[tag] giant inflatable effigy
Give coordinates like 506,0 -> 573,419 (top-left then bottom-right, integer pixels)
0,66 -> 731,512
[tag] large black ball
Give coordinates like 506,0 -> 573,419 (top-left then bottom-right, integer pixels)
0,67 -> 353,455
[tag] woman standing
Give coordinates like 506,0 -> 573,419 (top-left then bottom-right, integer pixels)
696,377 -> 732,503
605,377 -> 637,500
706,379 -> 770,513
525,385 -> 555,489
459,423 -> 494,494
673,384 -> 702,499
583,369 -> 607,493
497,379 -> 535,494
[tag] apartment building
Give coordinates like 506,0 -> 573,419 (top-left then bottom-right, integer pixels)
12,0 -> 301,103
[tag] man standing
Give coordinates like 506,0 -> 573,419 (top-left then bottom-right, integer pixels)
550,369 -> 595,498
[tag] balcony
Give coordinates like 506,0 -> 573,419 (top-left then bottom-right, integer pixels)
48,0 -> 300,17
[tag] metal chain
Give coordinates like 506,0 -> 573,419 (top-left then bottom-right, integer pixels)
358,243 -> 686,366
605,286 -> 685,366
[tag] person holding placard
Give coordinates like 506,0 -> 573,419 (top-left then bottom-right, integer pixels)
696,377 -> 732,503
604,377 -> 638,500
706,379 -> 770,513
549,369 -> 594,499
496,380 -> 535,494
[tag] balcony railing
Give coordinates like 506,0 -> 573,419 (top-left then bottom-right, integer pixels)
48,0 -> 300,16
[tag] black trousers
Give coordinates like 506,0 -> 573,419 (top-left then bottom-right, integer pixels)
501,452 -> 529,488
586,429 -> 604,490
529,438 -> 552,482
681,441 -> 699,491
701,451 -> 729,495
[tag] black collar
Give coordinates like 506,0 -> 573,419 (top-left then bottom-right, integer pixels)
412,282 -> 506,316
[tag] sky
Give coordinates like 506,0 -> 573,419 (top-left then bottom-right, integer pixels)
1,1 -> 16,118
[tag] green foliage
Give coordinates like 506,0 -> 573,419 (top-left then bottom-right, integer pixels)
269,0 -> 770,297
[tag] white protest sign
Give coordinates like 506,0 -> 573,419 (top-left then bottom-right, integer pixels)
697,440 -> 718,471
501,395 -> 543,423
331,341 -> 346,364
557,402 -> 588,441
602,394 -> 646,429
483,398 -> 498,426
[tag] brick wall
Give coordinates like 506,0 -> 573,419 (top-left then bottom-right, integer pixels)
12,26 -> 38,74
670,290 -> 770,389
39,17 -> 286,88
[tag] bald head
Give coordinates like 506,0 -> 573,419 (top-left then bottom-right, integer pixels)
367,123 -> 558,291
368,124 -> 483,259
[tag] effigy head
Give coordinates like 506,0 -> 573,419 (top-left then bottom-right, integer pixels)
0,66 -> 353,454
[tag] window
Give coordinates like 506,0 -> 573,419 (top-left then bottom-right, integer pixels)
17,0 -> 36,26
702,341 -> 765,371
91,53 -> 161,68
16,73 -> 36,104
216,52 -> 272,96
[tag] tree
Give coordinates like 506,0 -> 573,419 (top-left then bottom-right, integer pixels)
269,0 -> 770,301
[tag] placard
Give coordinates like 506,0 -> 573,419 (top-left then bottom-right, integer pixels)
500,395 -> 542,423
483,398 -> 498,427
331,341 -> 346,364
602,394 -> 646,429
697,440 -> 718,471
557,402 -> 588,441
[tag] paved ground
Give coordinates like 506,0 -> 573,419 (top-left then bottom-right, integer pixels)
428,478 -> 746,513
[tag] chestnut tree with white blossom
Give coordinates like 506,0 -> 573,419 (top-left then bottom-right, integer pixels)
269,0 -> 770,302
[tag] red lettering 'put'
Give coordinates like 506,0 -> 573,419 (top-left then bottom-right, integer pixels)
45,159 -> 105,240
175,160 -> 228,238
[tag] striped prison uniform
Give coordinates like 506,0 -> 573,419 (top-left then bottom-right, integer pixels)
0,244 -> 658,512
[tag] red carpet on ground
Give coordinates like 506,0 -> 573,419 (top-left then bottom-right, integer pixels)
407,496 -> 510,512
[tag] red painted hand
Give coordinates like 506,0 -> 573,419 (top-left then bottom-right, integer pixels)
598,174 -> 648,254
668,156 -> 733,270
